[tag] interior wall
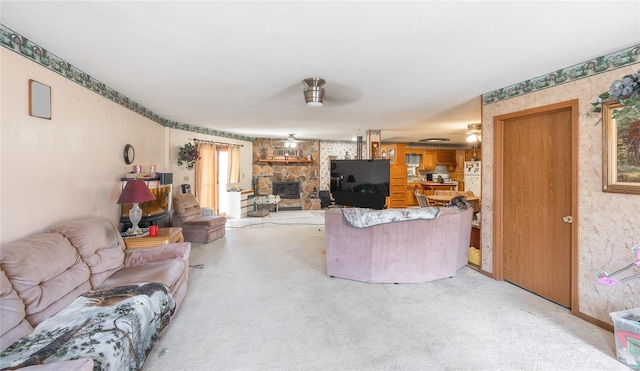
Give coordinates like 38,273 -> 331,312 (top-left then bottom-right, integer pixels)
481,64 -> 640,324
0,49 -> 255,244
0,49 -> 166,243
168,128 -> 253,197
319,141 -> 358,191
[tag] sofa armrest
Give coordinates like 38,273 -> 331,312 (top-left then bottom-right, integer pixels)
18,358 -> 94,371
124,242 -> 191,268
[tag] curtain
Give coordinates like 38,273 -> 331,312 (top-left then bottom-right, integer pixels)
195,142 -> 217,208
228,146 -> 240,183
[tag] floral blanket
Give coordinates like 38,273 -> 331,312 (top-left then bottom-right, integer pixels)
341,207 -> 441,228
0,283 -> 175,371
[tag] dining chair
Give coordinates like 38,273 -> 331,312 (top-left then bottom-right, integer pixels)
416,193 -> 430,208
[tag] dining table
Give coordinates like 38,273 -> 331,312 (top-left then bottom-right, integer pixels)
427,194 -> 480,208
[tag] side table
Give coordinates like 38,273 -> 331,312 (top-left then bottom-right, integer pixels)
123,227 -> 184,249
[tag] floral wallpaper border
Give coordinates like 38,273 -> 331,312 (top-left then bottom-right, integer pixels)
0,23 -> 255,142
483,44 -> 640,105
4,21 -> 638,140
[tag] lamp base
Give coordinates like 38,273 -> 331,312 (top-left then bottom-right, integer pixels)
126,203 -> 145,236
125,225 -> 145,236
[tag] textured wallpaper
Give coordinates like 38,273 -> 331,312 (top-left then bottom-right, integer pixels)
482,64 -> 640,325
319,141 -> 358,191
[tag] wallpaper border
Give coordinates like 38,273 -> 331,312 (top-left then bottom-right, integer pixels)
483,44 -> 640,105
0,23 -> 255,142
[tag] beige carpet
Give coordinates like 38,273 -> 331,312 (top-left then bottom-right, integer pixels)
142,211 -> 626,371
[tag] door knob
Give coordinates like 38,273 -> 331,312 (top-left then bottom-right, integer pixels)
562,216 -> 573,223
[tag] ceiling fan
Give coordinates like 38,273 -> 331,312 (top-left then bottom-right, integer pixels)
271,78 -> 362,106
282,134 -> 302,148
466,123 -> 482,143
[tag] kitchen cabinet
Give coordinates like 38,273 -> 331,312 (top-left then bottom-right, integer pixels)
451,150 -> 466,188
381,143 -> 405,165
455,150 -> 466,169
382,144 -> 407,208
406,184 -> 422,206
435,150 -> 456,165
422,150 -> 436,170
388,164 -> 407,208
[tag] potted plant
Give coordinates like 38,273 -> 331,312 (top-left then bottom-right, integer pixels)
177,143 -> 200,170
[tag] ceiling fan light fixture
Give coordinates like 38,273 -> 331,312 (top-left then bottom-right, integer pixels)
284,134 -> 298,148
466,134 -> 480,143
466,123 -> 482,143
303,77 -> 325,107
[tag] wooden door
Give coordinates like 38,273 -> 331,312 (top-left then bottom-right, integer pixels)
502,107 -> 573,307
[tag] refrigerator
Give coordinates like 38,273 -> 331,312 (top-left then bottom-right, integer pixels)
464,161 -> 481,196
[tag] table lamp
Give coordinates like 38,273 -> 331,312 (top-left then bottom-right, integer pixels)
118,179 -> 156,236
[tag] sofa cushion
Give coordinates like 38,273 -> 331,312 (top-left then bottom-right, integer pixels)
50,217 -> 126,288
182,215 -> 227,228
0,233 -> 91,326
99,260 -> 185,293
0,269 -> 33,352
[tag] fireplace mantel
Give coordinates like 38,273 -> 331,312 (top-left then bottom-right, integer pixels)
257,158 -> 314,164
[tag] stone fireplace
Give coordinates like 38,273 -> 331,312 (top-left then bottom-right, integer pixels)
272,181 -> 301,199
252,138 -> 321,210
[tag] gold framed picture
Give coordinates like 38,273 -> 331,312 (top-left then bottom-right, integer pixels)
602,101 -> 640,194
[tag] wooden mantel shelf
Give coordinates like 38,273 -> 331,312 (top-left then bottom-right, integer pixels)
258,158 -> 314,164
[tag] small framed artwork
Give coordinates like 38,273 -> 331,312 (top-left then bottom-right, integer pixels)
29,79 -> 51,119
602,101 -> 640,194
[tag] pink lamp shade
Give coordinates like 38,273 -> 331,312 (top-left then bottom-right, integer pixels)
117,179 -> 156,204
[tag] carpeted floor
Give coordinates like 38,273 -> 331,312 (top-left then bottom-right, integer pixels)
142,211 -> 627,371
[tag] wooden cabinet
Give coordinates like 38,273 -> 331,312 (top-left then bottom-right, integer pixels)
451,150 -> 466,187
435,150 -> 456,165
381,143 -> 405,165
381,144 -> 407,208
455,150 -> 466,169
388,162 -> 407,208
406,184 -> 421,206
422,150 -> 436,170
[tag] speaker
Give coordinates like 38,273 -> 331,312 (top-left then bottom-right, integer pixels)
156,172 -> 173,185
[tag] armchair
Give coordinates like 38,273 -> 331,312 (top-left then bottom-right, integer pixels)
172,193 -> 226,243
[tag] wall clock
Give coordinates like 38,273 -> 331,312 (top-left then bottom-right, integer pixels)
124,144 -> 135,164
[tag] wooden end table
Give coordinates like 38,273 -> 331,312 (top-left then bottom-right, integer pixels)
123,227 -> 184,249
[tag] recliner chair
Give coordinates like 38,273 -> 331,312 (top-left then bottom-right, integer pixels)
172,193 -> 226,243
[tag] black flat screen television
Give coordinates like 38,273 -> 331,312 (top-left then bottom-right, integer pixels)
330,159 -> 390,209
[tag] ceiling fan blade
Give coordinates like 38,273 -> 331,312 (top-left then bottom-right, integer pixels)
323,82 -> 362,105
270,83 -> 304,101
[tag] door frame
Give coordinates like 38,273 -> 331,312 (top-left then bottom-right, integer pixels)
492,99 -> 579,314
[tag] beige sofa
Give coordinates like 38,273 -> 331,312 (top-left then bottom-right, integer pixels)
0,216 -> 190,369
325,207 -> 473,283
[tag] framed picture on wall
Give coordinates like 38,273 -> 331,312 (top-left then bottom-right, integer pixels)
29,79 -> 51,119
602,101 -> 640,194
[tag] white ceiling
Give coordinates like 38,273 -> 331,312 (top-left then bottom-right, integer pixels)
2,1 -> 639,144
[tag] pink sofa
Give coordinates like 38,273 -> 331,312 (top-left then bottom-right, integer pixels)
0,216 -> 190,369
325,207 -> 473,283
